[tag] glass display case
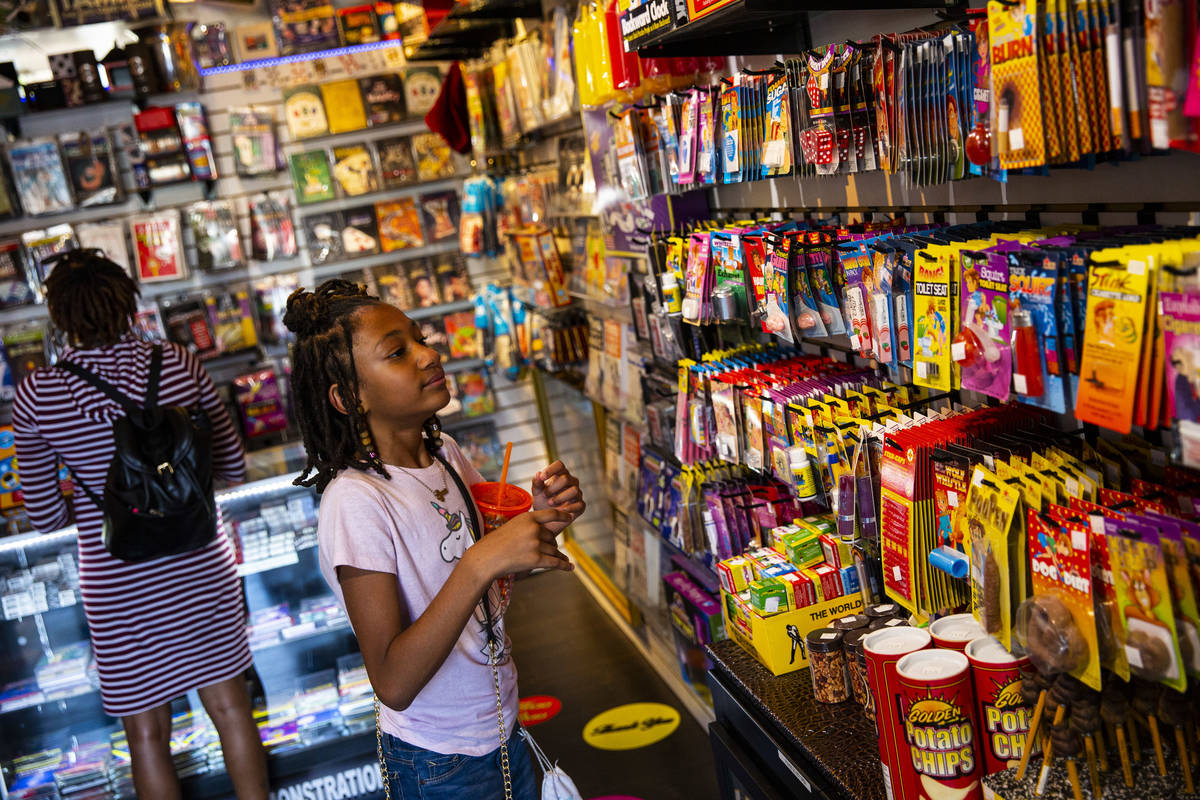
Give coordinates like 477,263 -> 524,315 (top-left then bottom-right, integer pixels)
0,470 -> 385,800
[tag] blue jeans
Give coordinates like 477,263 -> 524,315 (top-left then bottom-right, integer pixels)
379,726 -> 538,800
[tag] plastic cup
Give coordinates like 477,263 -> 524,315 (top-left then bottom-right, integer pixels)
470,482 -> 533,532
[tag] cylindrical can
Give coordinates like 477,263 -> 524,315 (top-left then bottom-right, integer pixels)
843,628 -> 870,708
864,626 -> 932,800
965,636 -> 1033,775
930,613 -> 986,651
896,649 -> 983,800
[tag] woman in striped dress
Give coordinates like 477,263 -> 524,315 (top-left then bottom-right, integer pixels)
12,251 -> 269,799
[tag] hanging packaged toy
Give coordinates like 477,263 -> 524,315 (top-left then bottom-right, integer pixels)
953,250 -> 1012,400
962,465 -> 1021,650
1074,258 -> 1151,433
1019,510 -> 1102,691
988,0 -> 1047,169
913,249 -> 953,391
1107,517 -> 1187,692
1008,253 -> 1067,412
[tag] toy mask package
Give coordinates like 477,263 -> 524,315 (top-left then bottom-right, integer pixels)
1009,253 -> 1067,412
1107,517 -> 1187,692
957,250 -> 1012,400
1075,261 -> 1151,433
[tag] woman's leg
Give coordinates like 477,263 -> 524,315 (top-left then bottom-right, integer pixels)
122,703 -> 182,800
198,673 -> 270,800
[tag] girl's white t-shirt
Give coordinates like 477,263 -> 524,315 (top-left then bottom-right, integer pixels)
316,435 -> 518,756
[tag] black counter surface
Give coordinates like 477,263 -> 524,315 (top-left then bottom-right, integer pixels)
707,639 -> 888,800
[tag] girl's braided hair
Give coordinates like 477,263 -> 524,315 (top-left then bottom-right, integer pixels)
43,249 -> 139,349
283,279 -> 442,493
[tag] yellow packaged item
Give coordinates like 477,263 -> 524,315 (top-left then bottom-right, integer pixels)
1075,259 -> 1151,433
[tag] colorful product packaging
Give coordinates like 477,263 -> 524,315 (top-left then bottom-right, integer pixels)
895,649 -> 984,800
964,636 -> 1033,775
864,626 -> 933,800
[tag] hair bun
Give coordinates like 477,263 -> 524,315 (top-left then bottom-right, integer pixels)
283,280 -> 375,338
283,289 -> 329,338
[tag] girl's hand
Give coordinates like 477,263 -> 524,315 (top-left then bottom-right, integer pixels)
464,508 -> 574,583
531,461 -> 586,534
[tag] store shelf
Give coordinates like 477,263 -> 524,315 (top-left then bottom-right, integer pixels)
281,117 -> 434,152
308,240 -> 460,283
181,731 -> 376,800
661,535 -> 720,595
633,0 -> 961,57
0,683 -> 102,724
446,0 -> 541,20
250,618 -> 352,654
237,552 -> 301,577
293,176 -> 462,216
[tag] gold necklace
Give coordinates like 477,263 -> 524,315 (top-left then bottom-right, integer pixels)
400,460 -> 448,502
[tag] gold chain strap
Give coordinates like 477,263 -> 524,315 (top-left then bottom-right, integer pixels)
373,647 -> 513,800
375,696 -> 392,800
489,638 -> 514,800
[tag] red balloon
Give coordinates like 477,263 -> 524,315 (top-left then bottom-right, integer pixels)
965,120 -> 992,167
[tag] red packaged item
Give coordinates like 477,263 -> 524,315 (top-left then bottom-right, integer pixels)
895,649 -> 983,800
864,626 -> 933,800
965,636 -> 1033,775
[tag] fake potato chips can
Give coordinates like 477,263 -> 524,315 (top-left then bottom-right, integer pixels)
896,649 -> 982,800
965,636 -> 1032,775
864,626 -> 932,800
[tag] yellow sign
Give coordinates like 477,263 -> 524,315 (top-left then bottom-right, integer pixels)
582,703 -> 680,751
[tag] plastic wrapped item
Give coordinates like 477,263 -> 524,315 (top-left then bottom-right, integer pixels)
1015,594 -> 1088,677
186,200 -> 244,271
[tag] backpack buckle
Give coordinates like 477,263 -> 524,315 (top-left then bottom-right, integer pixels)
157,462 -> 174,475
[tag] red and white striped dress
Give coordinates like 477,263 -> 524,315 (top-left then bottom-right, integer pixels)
13,336 -> 250,717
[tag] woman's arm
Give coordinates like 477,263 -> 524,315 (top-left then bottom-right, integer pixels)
338,506 -> 573,712
182,346 -> 246,483
13,373 -> 70,532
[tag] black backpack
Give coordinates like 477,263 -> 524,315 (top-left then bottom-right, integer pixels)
58,344 -> 217,562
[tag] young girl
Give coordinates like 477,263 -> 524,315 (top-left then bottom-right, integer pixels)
284,280 -> 585,799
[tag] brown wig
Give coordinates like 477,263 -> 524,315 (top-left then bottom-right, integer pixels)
283,279 -> 442,493
43,249 -> 139,350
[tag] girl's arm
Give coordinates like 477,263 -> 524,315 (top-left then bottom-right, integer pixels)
12,373 -> 70,532
339,506 -> 573,712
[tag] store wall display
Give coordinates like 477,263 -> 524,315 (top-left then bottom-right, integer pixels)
230,106 -> 283,176
8,139 -> 72,217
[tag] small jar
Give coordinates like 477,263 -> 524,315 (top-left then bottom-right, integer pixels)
832,613 -> 869,633
842,628 -> 870,708
865,602 -> 901,621
806,627 -> 849,703
869,616 -> 911,631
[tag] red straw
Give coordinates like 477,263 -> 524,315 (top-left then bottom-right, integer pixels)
498,442 -> 513,503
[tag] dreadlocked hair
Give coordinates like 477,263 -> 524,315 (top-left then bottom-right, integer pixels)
284,278 -> 443,493
44,249 -> 140,350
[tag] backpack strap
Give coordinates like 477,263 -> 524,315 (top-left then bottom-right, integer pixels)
145,344 -> 163,409
57,344 -> 163,421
